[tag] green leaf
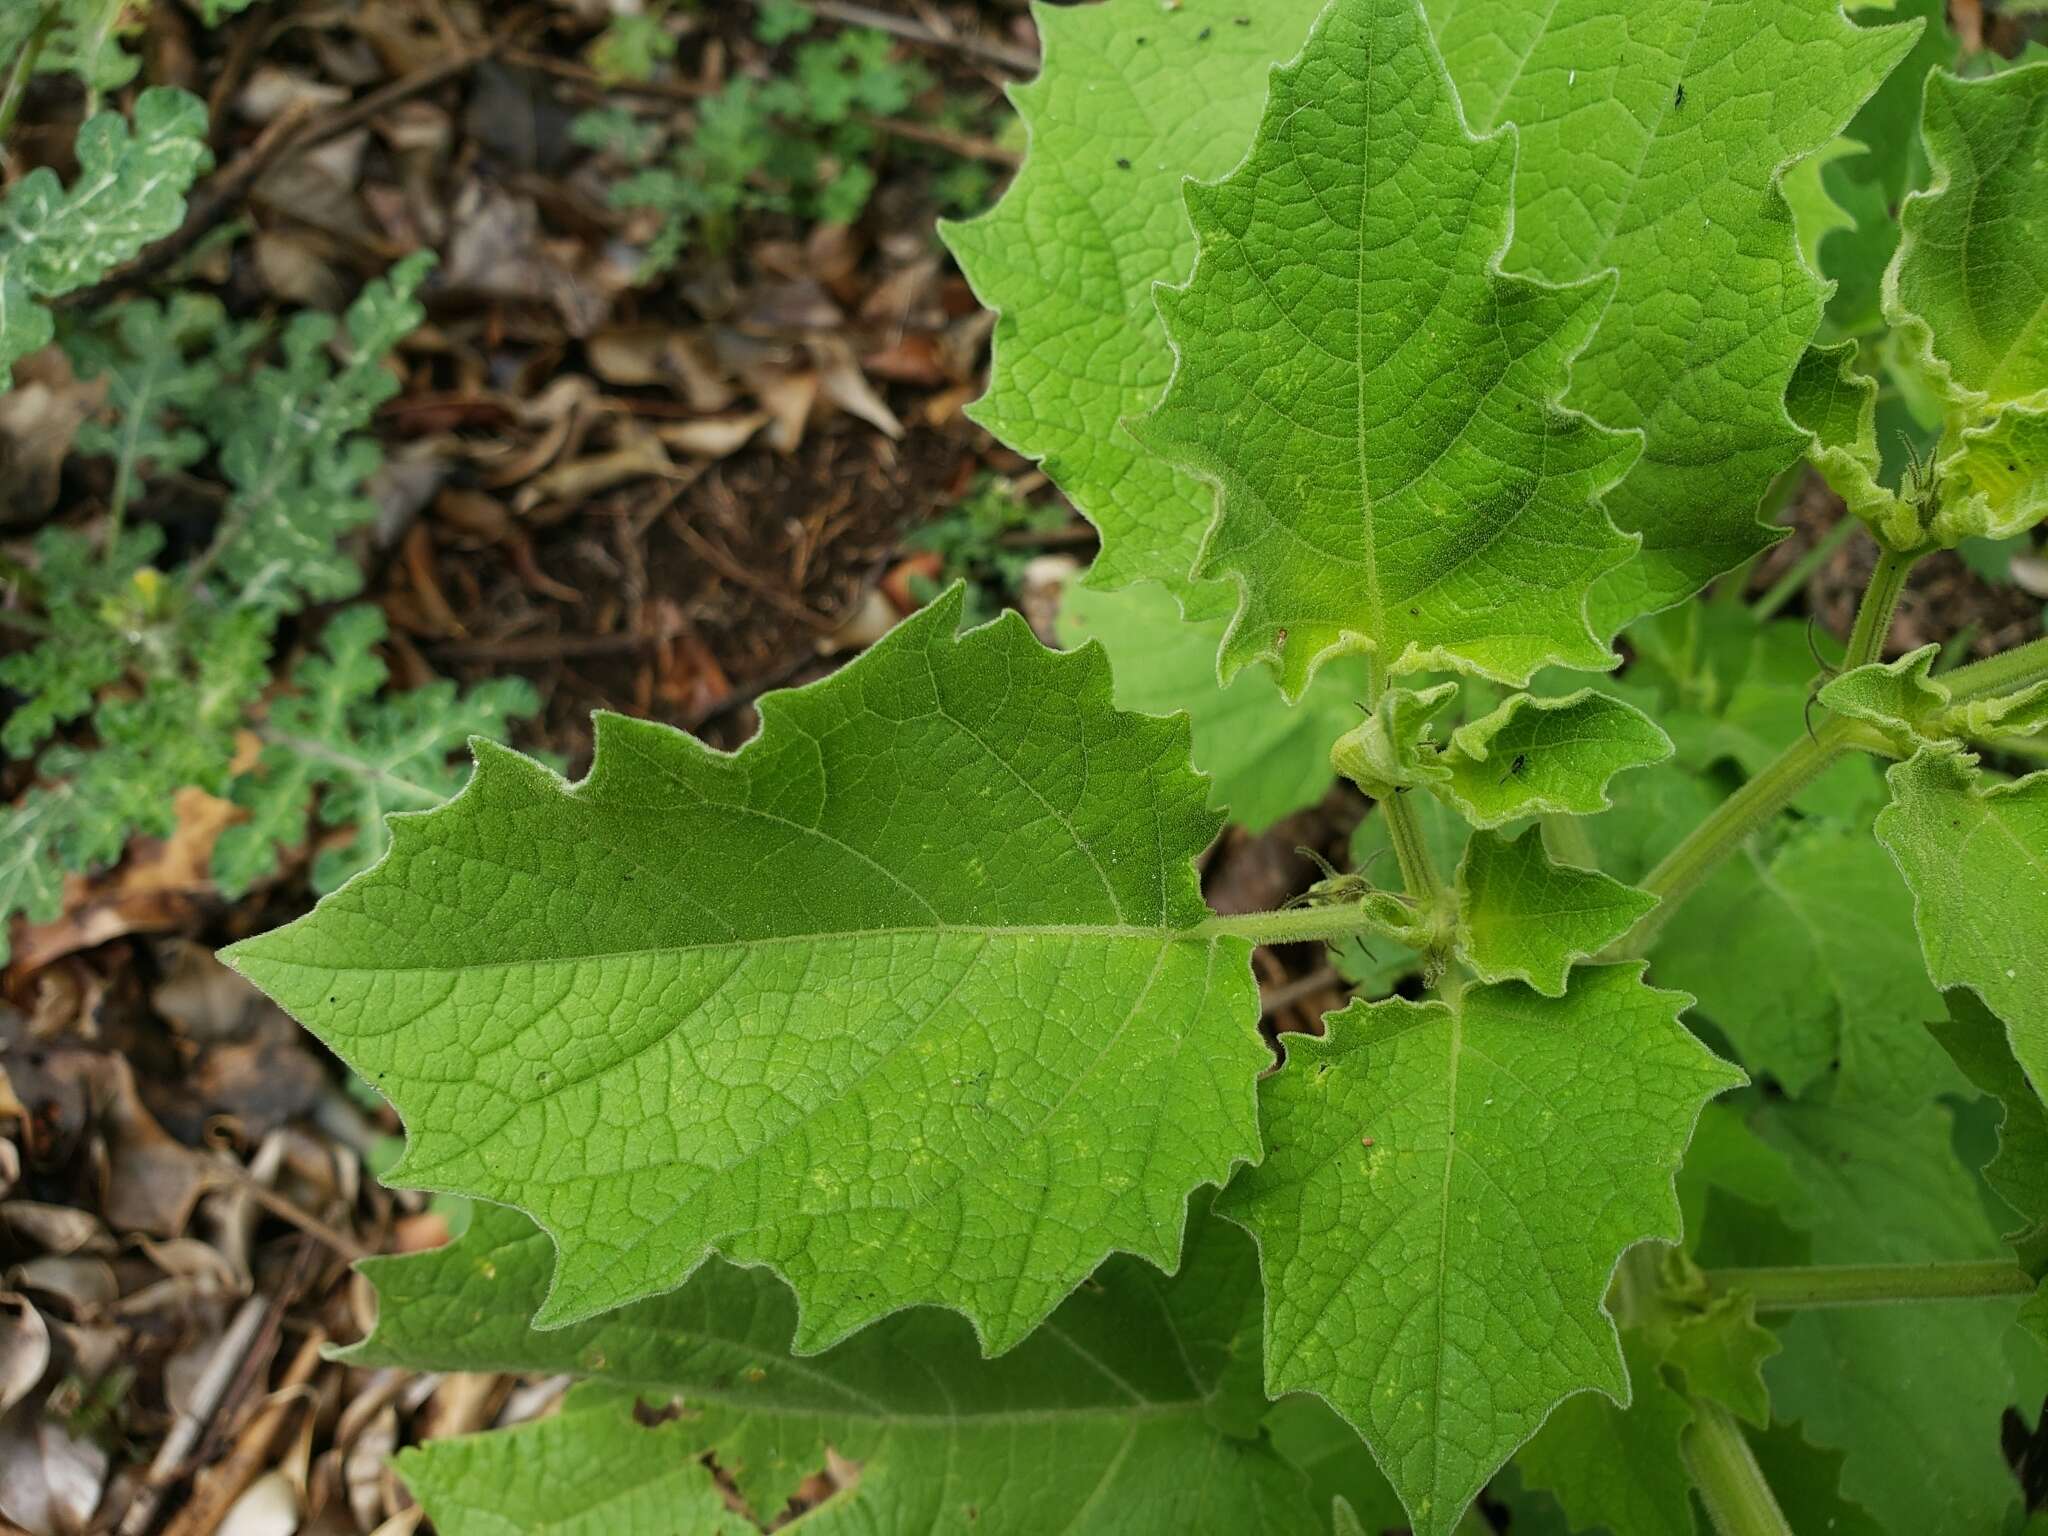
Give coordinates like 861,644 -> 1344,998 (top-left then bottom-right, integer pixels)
0,788 -> 74,964
1452,826 -> 1655,996
1813,0 -> 1955,338
0,89 -> 212,390
1652,819 -> 1946,1101
351,1201 -> 1321,1533
63,295 -> 249,495
1928,990 -> 2048,1267
1889,63 -> 2048,411
1217,965 -> 1743,1536
1661,1293 -> 1780,1431
1758,1091 -> 2026,1532
1514,1334 -> 1697,1536
1058,579 -> 1367,832
1875,747 -> 2048,1109
1784,341 -> 1914,547
1434,689 -> 1671,830
399,1385 -> 730,1536
940,0 -> 1324,616
1329,683 -> 1461,801
1743,1421 -> 1889,1536
1931,403 -> 2048,545
1425,0 -> 1922,627
213,254 -> 432,612
1263,1397 -> 1408,1536
227,589 -> 1264,1352
1133,0 -> 1637,699
213,607 -> 537,898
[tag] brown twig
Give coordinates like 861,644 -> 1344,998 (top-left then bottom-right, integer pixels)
1259,965 -> 1345,1021
663,494 -> 839,633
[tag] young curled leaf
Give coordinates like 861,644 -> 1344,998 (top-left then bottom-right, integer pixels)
1435,689 -> 1672,830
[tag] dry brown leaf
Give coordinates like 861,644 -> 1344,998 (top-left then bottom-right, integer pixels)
754,369 -> 820,454
0,1409 -> 109,1535
0,1296 -> 49,1414
8,1255 -> 118,1316
656,411 -> 770,461
215,1469 -> 300,1536
811,337 -> 903,440
97,1056 -> 222,1239
0,1205 -> 110,1258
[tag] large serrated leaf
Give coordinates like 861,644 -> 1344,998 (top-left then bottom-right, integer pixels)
1217,964 -> 1743,1536
1134,0 -> 1637,700
1875,747 -> 2048,1109
354,1201 -> 1321,1534
1427,0 -> 1920,625
226,589 -> 1264,1353
940,0 -> 1324,615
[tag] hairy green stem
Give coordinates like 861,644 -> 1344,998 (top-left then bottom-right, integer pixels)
1706,1259 -> 2036,1310
1842,544 -> 1917,670
1751,517 -> 1861,621
1681,1399 -> 1793,1536
1944,634 -> 2048,703
1380,789 -> 1442,904
1199,906 -> 1381,948
1609,719 -> 1853,959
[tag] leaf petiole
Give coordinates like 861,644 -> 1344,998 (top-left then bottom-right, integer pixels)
1197,905 -> 1390,949
1681,1398 -> 1795,1536
1705,1259 -> 2037,1310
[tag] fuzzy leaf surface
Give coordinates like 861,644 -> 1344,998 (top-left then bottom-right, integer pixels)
227,590 -> 1263,1351
1426,0 -> 1920,625
1058,580 -> 1367,832
1452,827 -> 1655,996
941,0 -> 1323,615
353,1202 -> 1319,1533
1875,748 -> 2048,1107
1135,0 -> 1637,699
1218,965 -> 1743,1535
212,254 -> 432,612
0,89 -> 211,389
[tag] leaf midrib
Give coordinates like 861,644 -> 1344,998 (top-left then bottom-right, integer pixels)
251,922 -> 1210,978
